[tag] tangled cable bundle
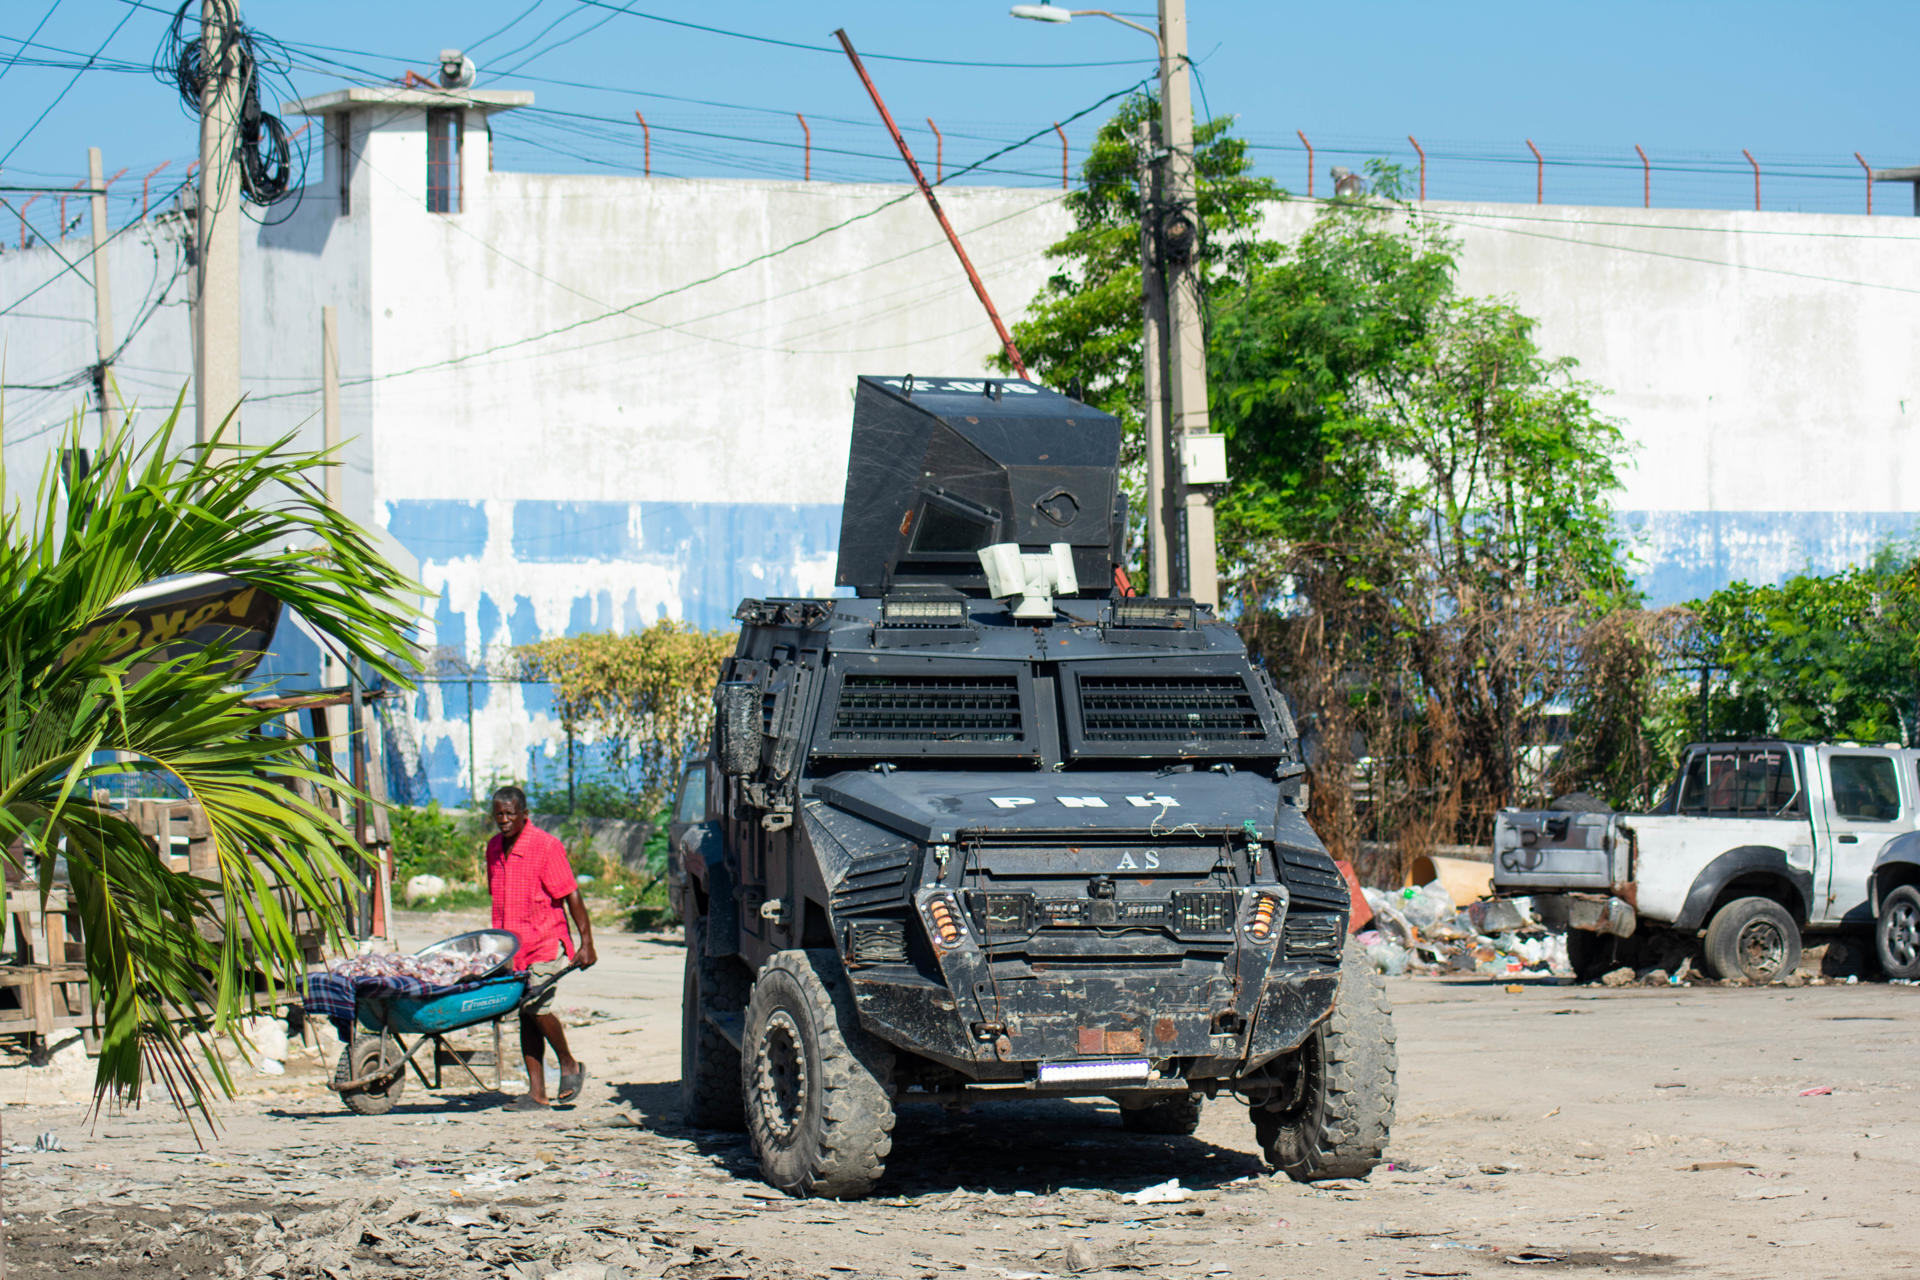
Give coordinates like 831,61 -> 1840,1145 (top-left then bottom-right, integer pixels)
154,1 -> 305,215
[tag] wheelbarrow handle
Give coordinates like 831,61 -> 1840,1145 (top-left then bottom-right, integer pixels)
518,960 -> 579,1009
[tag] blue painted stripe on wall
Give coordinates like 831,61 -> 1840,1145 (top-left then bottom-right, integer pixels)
1620,510 -> 1920,605
384,499 -> 488,560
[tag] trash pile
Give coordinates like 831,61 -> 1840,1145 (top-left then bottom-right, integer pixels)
326,950 -> 500,987
1358,881 -> 1571,978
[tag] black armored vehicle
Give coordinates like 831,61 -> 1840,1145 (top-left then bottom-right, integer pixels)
670,375 -> 1395,1198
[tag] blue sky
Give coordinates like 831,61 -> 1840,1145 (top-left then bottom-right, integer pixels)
3,0 -> 1917,230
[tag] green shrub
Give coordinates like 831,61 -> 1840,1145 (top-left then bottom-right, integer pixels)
390,801 -> 485,883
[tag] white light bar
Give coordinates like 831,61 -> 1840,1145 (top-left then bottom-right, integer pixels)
1037,1058 -> 1150,1085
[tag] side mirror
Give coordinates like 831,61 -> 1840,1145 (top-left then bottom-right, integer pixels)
717,681 -> 761,776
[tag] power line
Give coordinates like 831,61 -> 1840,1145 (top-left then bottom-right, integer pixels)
571,1 -> 1154,69
467,0 -> 551,55
0,3 -> 139,168
0,0 -> 67,88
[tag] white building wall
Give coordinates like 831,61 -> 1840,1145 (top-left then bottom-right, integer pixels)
6,90 -> 1917,805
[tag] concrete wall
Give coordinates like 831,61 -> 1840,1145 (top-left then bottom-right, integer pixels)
7,95 -> 1917,805
1257,200 -> 1920,602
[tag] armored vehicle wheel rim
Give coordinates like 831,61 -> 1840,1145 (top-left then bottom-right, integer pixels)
1886,897 -> 1920,968
754,1009 -> 809,1145
1735,917 -> 1788,978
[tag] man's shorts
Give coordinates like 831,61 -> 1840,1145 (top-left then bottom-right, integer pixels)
520,956 -> 570,1018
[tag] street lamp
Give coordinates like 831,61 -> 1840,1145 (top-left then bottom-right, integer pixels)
1009,1 -> 1221,608
1010,6 -> 1163,49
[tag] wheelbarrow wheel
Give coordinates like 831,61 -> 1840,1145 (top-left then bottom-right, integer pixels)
337,1038 -> 406,1116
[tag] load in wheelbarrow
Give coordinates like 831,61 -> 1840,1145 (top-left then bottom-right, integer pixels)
316,930 -> 573,1115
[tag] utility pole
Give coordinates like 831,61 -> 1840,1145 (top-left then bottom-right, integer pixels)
87,147 -> 116,446
1136,121 -> 1173,597
322,304 -> 341,507
1156,0 -> 1221,608
195,0 -> 242,450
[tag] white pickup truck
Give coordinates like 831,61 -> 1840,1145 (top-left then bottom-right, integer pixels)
1492,741 -> 1920,983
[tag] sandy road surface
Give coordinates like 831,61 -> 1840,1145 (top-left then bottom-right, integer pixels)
1,908 -> 1915,1279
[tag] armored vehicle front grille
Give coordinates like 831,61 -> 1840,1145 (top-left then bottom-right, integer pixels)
845,920 -> 909,966
829,674 -> 1023,743
1278,846 -> 1352,910
1283,911 -> 1344,963
1077,675 -> 1266,742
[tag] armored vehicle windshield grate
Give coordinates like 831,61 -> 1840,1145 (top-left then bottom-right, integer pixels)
1077,675 -> 1266,742
829,674 -> 1024,743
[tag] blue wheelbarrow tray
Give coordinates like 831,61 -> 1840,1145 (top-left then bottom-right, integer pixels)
355,972 -> 528,1036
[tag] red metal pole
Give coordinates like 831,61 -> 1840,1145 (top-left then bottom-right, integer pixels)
1297,129 -> 1314,198
141,159 -> 171,219
797,112 -> 811,181
927,117 -> 942,184
1054,122 -> 1068,190
632,111 -> 650,176
1635,143 -> 1650,208
1743,148 -> 1760,210
18,193 -> 38,248
832,28 -> 1028,379
1407,134 -> 1425,201
1855,151 -> 1871,215
1526,138 -> 1543,204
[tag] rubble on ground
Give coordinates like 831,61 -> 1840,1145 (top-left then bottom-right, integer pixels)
1357,882 -> 1572,979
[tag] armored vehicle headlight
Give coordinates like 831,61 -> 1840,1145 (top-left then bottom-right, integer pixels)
1109,597 -> 1198,630
921,891 -> 969,948
882,594 -> 970,627
1242,888 -> 1289,942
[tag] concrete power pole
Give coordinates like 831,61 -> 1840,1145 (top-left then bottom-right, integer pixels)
194,0 -> 243,448
1156,0 -> 1222,608
88,147 -> 117,446
322,304 -> 341,508
1136,121 -> 1173,598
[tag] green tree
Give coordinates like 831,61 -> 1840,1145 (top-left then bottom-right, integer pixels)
1214,202 -> 1631,856
990,92 -> 1276,549
1689,549 -> 1920,745
0,404 -> 416,1115
516,623 -> 735,818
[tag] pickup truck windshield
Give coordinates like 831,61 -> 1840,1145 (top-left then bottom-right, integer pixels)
1677,747 -> 1803,817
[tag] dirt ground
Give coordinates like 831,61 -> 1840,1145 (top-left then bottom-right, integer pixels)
1,907 -> 1915,1280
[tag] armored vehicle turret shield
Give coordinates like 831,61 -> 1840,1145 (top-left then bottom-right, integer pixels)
835,375 -> 1124,598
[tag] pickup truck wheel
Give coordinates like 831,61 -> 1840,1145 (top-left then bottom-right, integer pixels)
1252,942 -> 1397,1182
1703,896 -> 1800,984
742,949 -> 896,1199
681,915 -> 749,1130
1874,885 -> 1920,979
1118,1093 -> 1204,1136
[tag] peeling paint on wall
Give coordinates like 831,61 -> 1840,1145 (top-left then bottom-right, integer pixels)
1620,509 -> 1920,605
382,497 -> 839,804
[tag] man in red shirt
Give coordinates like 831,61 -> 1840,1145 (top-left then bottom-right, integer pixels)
487,785 -> 598,1110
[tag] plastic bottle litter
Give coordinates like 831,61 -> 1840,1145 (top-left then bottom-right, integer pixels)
1359,930 -> 1410,976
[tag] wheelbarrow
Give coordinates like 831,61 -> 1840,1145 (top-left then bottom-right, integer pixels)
329,929 -> 577,1115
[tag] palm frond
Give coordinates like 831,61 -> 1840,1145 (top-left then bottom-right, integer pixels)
0,399 -> 419,1118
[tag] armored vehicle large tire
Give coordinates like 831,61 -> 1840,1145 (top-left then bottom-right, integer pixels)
682,916 -> 750,1130
336,1039 -> 405,1116
742,949 -> 896,1199
1253,942 -> 1396,1182
1703,896 -> 1800,984
1876,885 -> 1920,979
1118,1093 -> 1204,1136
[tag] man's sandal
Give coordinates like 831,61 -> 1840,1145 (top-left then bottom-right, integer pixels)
557,1064 -> 588,1104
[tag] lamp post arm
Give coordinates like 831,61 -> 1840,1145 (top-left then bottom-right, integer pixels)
1070,9 -> 1164,53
